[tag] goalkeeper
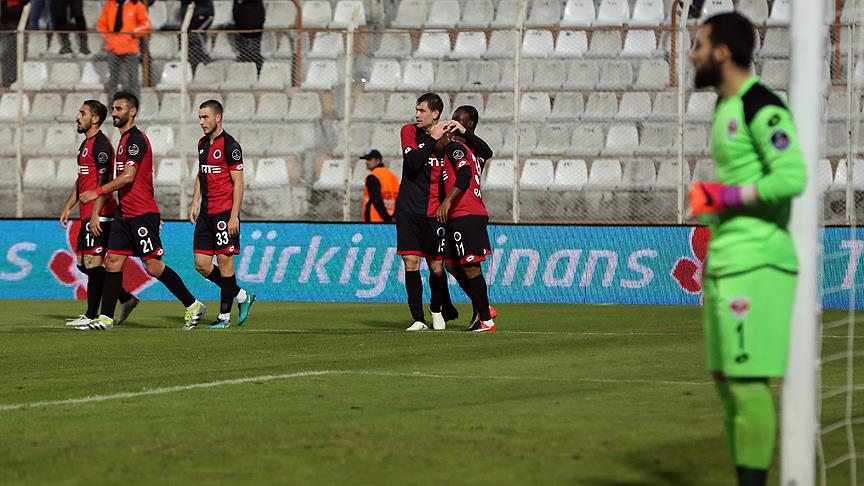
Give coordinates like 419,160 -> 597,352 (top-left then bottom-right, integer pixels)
687,12 -> 806,486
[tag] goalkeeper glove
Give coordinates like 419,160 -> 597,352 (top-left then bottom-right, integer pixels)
689,181 -> 744,216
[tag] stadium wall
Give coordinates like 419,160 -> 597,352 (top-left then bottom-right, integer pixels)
0,219 -> 860,309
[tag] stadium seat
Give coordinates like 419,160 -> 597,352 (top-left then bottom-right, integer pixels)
826,91 -> 849,121
287,93 -> 322,121
549,92 -> 583,121
0,128 -> 12,157
635,59 -> 670,89
28,93 -> 62,122
656,160 -> 688,188
583,92 -> 618,120
451,92 -> 483,116
452,31 -> 487,58
264,1 -> 298,28
415,32 -> 452,58
760,60 -> 789,89
150,34 -> 178,60
616,92 -> 651,120
766,0 -> 791,25
701,0 -> 734,17
252,159 -> 294,191
532,60 -> 567,89
622,30 -> 656,57
594,0 -> 630,26
536,123 -> 573,155
211,1 -> 231,27
367,60 -> 401,90
335,122 -> 372,156
651,92 -> 677,120
330,1 -> 366,28
460,0 -> 494,27
314,159 -> 346,190
587,31 -> 621,57
659,30 -> 692,56
191,93 -> 223,118
485,93 -> 514,121
375,33 -> 412,58
486,30 -> 518,58
148,127 -> 175,156
465,60 -> 500,90
149,1 -> 169,29
492,0 -> 520,27
560,0 -> 595,27
553,30 -> 588,58
551,159 -> 588,191
736,0 -> 769,24
496,59 -> 535,90
832,159 -> 848,190
371,125 -> 403,156
759,28 -> 787,58
426,0 -> 462,28
570,125 -> 605,156
209,33 -> 235,60
60,94 -> 94,123
157,62 -> 192,91
224,62 -> 258,89
684,125 -> 708,156
520,159 -> 554,190
499,125 -> 537,155
604,124 -> 639,156
485,158 -> 515,190
23,158 -> 55,188
834,160 -> 864,190
353,93 -> 384,121
622,160 -> 656,189
46,62 -> 80,90
55,158 -> 77,187
302,60 -> 338,90
19,61 -> 48,90
191,62 -> 227,90
825,123 -> 846,157
431,61 -> 466,91
155,158 -> 182,189
520,92 -> 551,120
0,93 -> 30,120
587,159 -> 622,190
640,123 -> 675,155
599,61 -> 633,89
630,0 -> 664,26
309,32 -> 344,59
350,159 -> 367,189
240,127 -> 272,156
686,91 -> 718,121
273,34 -> 298,60
301,0 -> 333,28
527,0 -> 562,26
83,1 -> 101,29
21,126 -> 44,154
258,62 -> 289,90
400,60 -> 434,90
156,92 -> 184,122
693,158 -> 716,180
564,60 -> 600,89
392,0 -> 428,28
818,159 -> 834,192
42,126 -> 76,156
522,30 -> 554,58
384,93 -> 416,122
225,93 -> 256,120
256,93 -> 289,121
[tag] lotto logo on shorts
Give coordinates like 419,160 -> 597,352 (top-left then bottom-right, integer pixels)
730,298 -> 750,319
228,246 -> 235,253
94,247 -> 103,254
156,248 -> 164,256
466,255 -> 475,262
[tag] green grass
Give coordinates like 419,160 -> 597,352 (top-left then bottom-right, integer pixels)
0,300 -> 861,485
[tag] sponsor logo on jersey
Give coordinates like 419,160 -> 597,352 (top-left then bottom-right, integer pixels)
770,130 -> 790,150
730,297 -> 750,319
78,165 -> 90,174
97,152 -> 109,163
232,149 -> 241,161
128,144 -> 139,156
201,164 -> 223,174
453,149 -> 465,160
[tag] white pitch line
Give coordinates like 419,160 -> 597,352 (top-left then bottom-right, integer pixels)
347,370 -> 713,387
0,370 -> 332,412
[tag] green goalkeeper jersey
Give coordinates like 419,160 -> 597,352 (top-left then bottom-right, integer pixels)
703,75 -> 806,277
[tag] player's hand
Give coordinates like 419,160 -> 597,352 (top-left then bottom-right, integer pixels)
60,208 -> 71,228
448,120 -> 466,134
429,122 -> 449,140
688,181 -> 742,216
227,216 -> 240,237
189,205 -> 197,224
436,201 -> 451,223
79,190 -> 98,205
90,217 -> 102,237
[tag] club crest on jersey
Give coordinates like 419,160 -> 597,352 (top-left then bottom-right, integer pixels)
128,144 -> 139,156
232,149 -> 241,161
730,297 -> 750,319
97,152 -> 109,163
118,145 -> 124,155
82,147 -> 89,157
771,130 -> 790,150
213,149 -> 222,159
727,119 -> 738,139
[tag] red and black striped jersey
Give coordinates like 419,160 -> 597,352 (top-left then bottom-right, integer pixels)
197,130 -> 243,216
397,123 -> 445,219
115,125 -> 159,218
442,141 -> 487,219
77,130 -> 117,220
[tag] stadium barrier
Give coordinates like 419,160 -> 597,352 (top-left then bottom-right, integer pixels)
0,219 -> 860,308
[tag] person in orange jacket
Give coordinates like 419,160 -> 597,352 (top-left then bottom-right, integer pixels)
361,149 -> 399,223
97,0 -> 151,97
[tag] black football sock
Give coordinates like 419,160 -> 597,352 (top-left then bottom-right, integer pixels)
157,265 -> 196,308
85,266 -> 106,319
736,467 -> 767,486
429,271 -> 446,313
405,270 -> 425,323
451,266 -> 476,318
220,274 -> 241,315
468,274 -> 491,321
99,270 -> 123,319
118,288 -> 133,303
205,266 -> 221,287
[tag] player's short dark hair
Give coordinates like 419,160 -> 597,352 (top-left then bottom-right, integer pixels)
455,105 -> 479,125
199,99 -> 223,115
703,12 -> 755,69
83,99 -> 108,126
416,93 -> 443,119
113,91 -> 139,110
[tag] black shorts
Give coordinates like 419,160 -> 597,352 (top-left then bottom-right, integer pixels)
76,220 -> 112,256
445,215 -> 491,265
194,210 -> 240,256
107,212 -> 164,261
396,213 -> 445,260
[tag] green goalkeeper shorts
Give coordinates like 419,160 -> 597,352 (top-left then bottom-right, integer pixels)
703,266 -> 797,378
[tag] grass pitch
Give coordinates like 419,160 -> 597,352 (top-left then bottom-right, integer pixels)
0,300 -> 860,485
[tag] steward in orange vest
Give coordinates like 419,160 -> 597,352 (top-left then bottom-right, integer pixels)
362,150 -> 399,223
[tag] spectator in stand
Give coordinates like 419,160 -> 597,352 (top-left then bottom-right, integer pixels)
98,0 -> 151,97
27,0 -> 52,32
1,0 -> 27,87
51,0 -> 90,54
180,0 -> 213,73
232,0 -> 264,74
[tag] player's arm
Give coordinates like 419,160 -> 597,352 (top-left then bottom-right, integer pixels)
189,173 -> 201,224
365,174 -> 391,222
60,184 -> 78,228
447,121 -> 494,160
436,143 -> 472,223
227,141 -> 245,237
80,161 -> 136,204
402,123 -> 445,172
88,136 -> 114,236
89,169 -> 112,237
